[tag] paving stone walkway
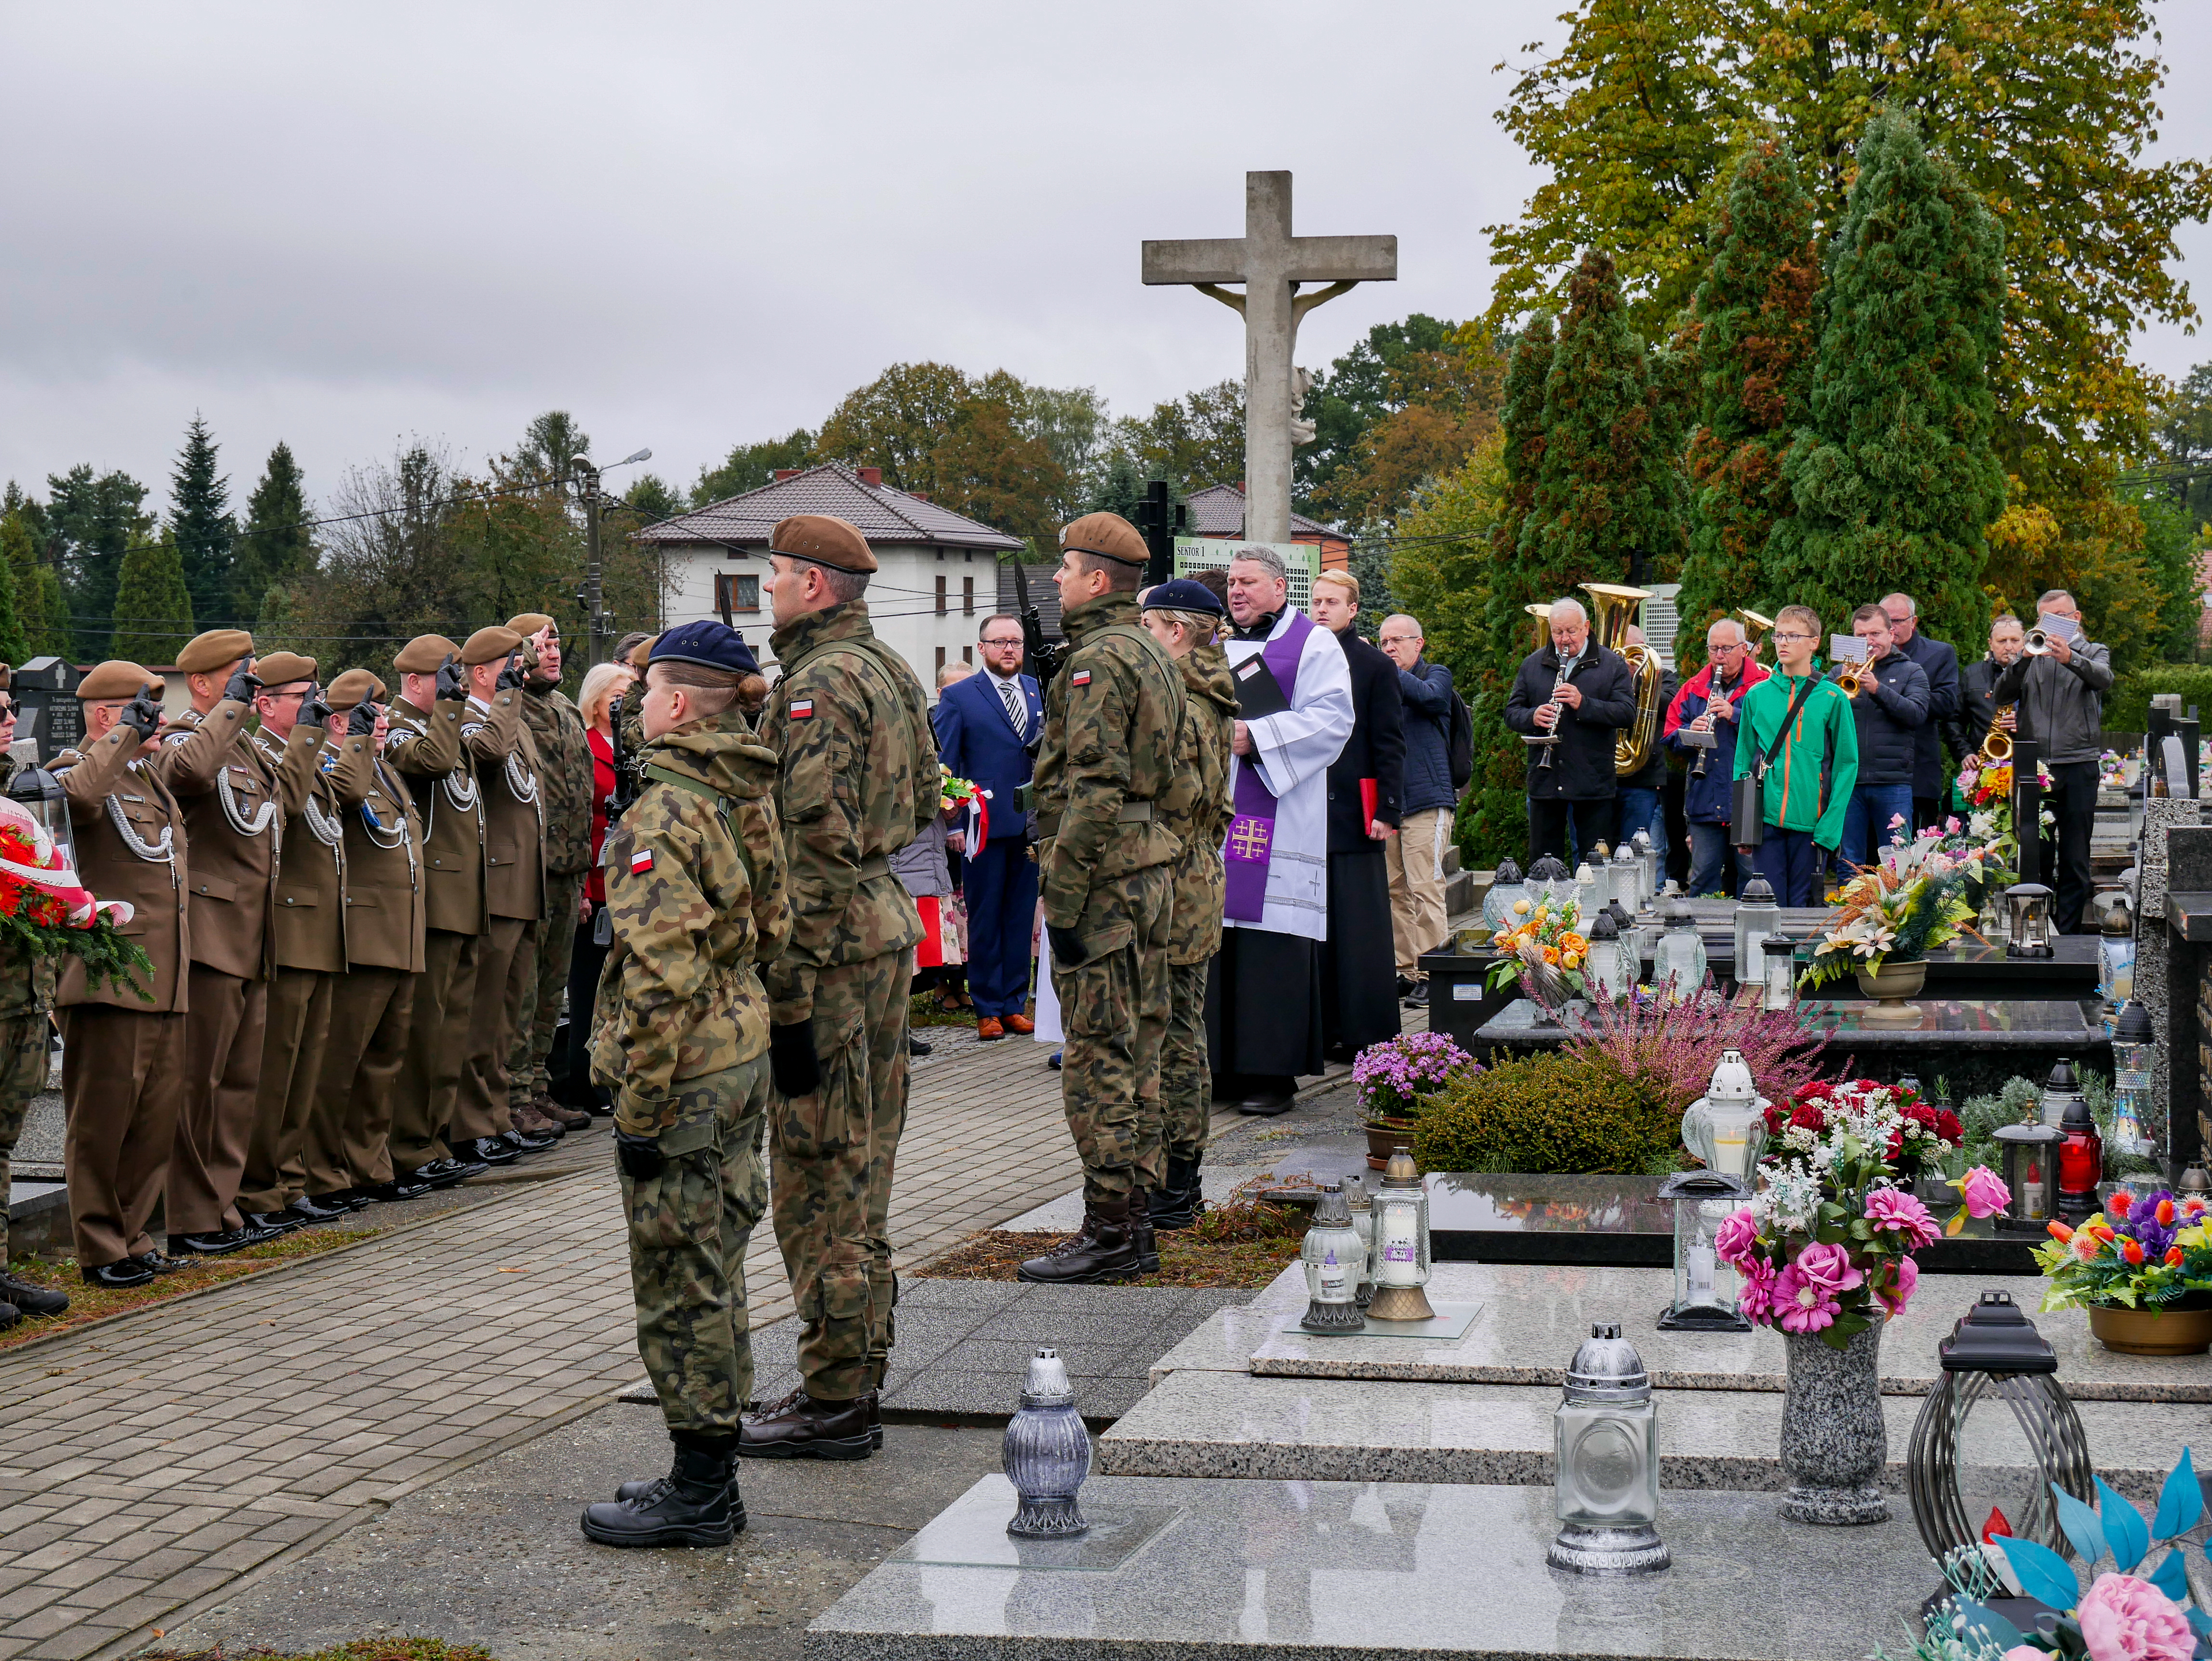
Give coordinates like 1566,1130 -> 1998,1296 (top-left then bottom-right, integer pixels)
0,1022 -> 1357,1660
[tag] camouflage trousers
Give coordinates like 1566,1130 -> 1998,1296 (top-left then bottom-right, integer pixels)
1162,956 -> 1213,1163
623,1055 -> 770,1435
1052,864 -> 1172,1204
511,874 -> 581,1108
770,947 -> 910,1403
0,1013 -> 46,1261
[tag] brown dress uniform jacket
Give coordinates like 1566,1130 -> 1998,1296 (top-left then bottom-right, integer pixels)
343,739 -> 429,974
56,727 -> 191,1012
465,689 -> 544,924
150,699 -> 323,982
259,725 -> 374,976
387,694 -> 484,937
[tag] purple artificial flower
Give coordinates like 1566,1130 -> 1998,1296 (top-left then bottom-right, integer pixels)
1863,1187 -> 1939,1250
1738,1254 -> 1779,1325
1774,1263 -> 1840,1333
1792,1240 -> 1864,1299
1876,1255 -> 1919,1317
1714,1206 -> 1760,1269
2123,1190 -> 2180,1260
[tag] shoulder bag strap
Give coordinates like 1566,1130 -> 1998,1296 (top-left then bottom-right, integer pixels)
1755,678 -> 1820,782
641,763 -> 755,891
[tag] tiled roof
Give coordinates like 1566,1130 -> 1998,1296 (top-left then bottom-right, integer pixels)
1184,482 -> 1344,541
634,460 -> 1025,552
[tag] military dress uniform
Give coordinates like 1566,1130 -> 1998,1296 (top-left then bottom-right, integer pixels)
55,665 -> 192,1282
151,630 -> 324,1250
1019,516 -> 1187,1285
236,655 -> 373,1227
745,514 -> 935,1461
579,623 -> 791,1549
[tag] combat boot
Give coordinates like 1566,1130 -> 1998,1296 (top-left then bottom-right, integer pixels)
1150,1154 -> 1206,1231
736,1388 -> 874,1461
535,1092 -> 592,1132
512,1100 -> 566,1140
581,1435 -> 743,1548
1017,1199 -> 1140,1285
0,1272 -> 67,1317
1128,1188 -> 1161,1274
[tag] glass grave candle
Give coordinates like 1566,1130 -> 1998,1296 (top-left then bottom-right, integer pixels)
2096,902 -> 2135,1013
1633,829 -> 1660,906
1993,1123 -> 2063,1231
6,763 -> 75,872
1548,1323 -> 1669,1575
1680,1049 -> 1767,1179
1366,1148 -> 1434,1322
1575,861 -> 1604,923
2039,1057 -> 2082,1129
2055,1095 -> 2103,1224
1652,899 -> 1707,1000
1656,1171 -> 1752,1332
1342,1172 -> 1375,1307
2109,1002 -> 2154,1159
1003,1348 -> 1092,1537
1761,932 -> 1800,1013
1528,855 -> 1576,909
1482,858 -> 1527,931
1731,876 -> 1779,993
1298,1183 -> 1366,1333
1585,910 -> 1634,1007
1609,843 -> 1644,914
2005,882 -> 2056,958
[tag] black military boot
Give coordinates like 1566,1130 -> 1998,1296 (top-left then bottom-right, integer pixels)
581,1435 -> 743,1547
736,1388 -> 874,1461
0,1272 -> 68,1316
615,1436 -> 742,1505
1150,1154 -> 1206,1231
1017,1200 -> 1141,1285
1128,1188 -> 1161,1274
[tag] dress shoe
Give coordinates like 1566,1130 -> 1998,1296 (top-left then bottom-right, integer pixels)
1048,1049 -> 1063,1071
1128,1189 -> 1161,1274
535,1093 -> 592,1132
1403,981 -> 1430,1008
414,1158 -> 487,1189
1150,1153 -> 1205,1231
1017,1201 -> 1141,1285
976,1016 -> 1005,1041
1237,1083 -> 1297,1117
512,1101 -> 566,1139
83,1259 -> 156,1289
0,1271 -> 68,1316
245,1210 -> 305,1235
467,1136 -> 520,1167
356,1176 -> 431,1203
285,1193 -> 352,1223
172,1228 -> 260,1256
306,1190 -> 366,1213
1004,1013 -> 1035,1035
907,1033 -> 932,1057
1395,974 -> 1414,999
583,1439 -> 744,1547
501,1126 -> 558,1154
132,1252 -> 188,1276
737,1388 -> 874,1461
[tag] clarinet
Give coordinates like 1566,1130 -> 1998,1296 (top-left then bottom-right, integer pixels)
1534,665 -> 1570,771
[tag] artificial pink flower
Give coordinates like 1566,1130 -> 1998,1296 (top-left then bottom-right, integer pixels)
1714,1206 -> 1760,1269
1875,1255 -> 1918,1317
1791,1240 -> 1864,1299
2002,1649 -> 2043,1661
1738,1254 -> 1779,1324
1946,816 -> 1962,835
1957,1165 -> 2012,1220
1774,1264 -> 1839,1333
1864,1187 -> 1940,1249
2075,1571 -> 2194,1661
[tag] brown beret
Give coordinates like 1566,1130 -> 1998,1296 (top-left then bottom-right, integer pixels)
0,664 -> 12,691
176,629 -> 255,675
770,514 -> 876,574
1060,513 -> 1147,568
461,626 -> 523,667
253,651 -> 316,688
506,612 -> 556,636
78,661 -> 158,701
393,634 -> 460,675
625,635 -> 658,669
327,668 -> 385,710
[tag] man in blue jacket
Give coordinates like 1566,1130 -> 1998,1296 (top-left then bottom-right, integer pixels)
1834,603 -> 1931,870
1663,618 -> 1767,896
1882,592 -> 1961,839
1378,614 -> 1455,1008
932,615 -> 1044,1040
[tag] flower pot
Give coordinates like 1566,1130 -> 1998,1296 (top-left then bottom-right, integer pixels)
1779,1323 -> 1890,1525
1854,959 -> 1927,1024
1364,1121 -> 1418,1171
2087,1301 -> 2212,1357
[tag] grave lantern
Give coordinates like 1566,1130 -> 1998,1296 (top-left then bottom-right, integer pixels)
1298,1183 -> 1366,1333
1608,842 -> 1643,913
1528,855 -> 1575,909
2039,1057 -> 2082,1129
1680,1049 -> 1767,1179
1481,858 -> 1526,930
1003,1348 -> 1092,1538
6,762 -> 75,873
1633,828 -> 1660,904
2096,899 -> 2136,1014
1585,909 -> 1635,1007
1761,932 -> 1800,1013
1548,1323 -> 1670,1575
1653,899 -> 1707,1000
1655,1171 -> 1752,1331
1342,1172 -> 1375,1307
2181,1162 -> 2212,1201
1366,1147 -> 1435,1322
2109,1002 -> 2154,1159
2055,1096 -> 2103,1224
1574,861 -> 1604,924
2005,883 -> 2056,959
1732,876 -> 1779,993
1993,1123 -> 2063,1231
1906,1291 -> 2092,1561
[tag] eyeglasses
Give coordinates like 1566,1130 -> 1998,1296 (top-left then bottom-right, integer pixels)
1771,631 -> 1816,642
0,702 -> 16,718
980,636 -> 1024,648
1378,635 -> 1421,646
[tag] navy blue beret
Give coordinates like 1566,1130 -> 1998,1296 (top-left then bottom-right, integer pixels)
650,620 -> 760,676
1142,578 -> 1226,618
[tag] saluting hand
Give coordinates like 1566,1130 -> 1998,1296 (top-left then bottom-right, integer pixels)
495,649 -> 528,691
434,653 -> 467,702
117,684 -> 163,743
347,700 -> 379,739
300,683 -> 333,731
225,662 -> 264,704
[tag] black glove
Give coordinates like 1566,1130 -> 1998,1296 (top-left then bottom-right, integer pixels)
117,684 -> 162,742
496,649 -> 528,691
347,699 -> 378,738
1047,924 -> 1087,970
224,663 -> 263,704
768,1020 -> 821,1098
299,682 -> 332,731
434,653 -> 467,702
613,1129 -> 664,1181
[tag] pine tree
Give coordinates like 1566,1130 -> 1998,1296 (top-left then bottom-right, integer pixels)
1677,135 -> 1822,663
24,565 -> 67,660
47,465 -> 152,659
0,505 -> 41,665
171,414 -> 237,627
230,441 -> 313,623
0,539 -> 26,668
1767,111 -> 2007,651
112,527 -> 195,667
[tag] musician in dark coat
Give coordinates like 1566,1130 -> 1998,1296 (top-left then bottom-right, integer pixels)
1503,597 -> 1637,867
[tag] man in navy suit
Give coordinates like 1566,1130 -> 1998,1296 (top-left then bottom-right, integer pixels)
933,615 -> 1044,1040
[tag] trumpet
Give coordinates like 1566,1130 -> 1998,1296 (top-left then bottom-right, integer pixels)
1835,660 -> 1870,697
2024,627 -> 2054,656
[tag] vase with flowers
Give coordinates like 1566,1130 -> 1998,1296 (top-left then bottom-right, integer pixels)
1352,1031 -> 1478,1170
1482,895 -> 1588,1019
1799,828 -> 2008,1012
1717,1078 -> 2008,1524
2035,1187 -> 2212,1356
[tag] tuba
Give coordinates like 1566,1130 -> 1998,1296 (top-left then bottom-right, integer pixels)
1736,607 -> 1775,657
1580,582 -> 1664,777
1524,601 -> 1554,649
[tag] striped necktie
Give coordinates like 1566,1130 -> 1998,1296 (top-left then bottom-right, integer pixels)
998,678 -> 1027,739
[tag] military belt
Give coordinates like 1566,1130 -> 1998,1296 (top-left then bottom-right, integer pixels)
1031,801 -> 1154,841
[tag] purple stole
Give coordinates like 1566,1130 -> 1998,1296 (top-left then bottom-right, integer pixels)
1223,611 -> 1316,924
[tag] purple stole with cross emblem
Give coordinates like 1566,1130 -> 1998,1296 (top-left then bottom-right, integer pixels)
1223,610 -> 1316,924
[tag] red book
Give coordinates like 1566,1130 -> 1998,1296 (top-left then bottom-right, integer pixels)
1361,778 -> 1378,836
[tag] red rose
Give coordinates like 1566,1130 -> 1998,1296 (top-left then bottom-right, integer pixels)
1887,1129 -> 1905,1159
1762,1103 -> 1787,1135
1788,1103 -> 1825,1132
1798,1083 -> 1832,1101
1935,1110 -> 1962,1142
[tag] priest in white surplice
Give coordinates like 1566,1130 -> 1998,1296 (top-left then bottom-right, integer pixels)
1206,547 -> 1354,1115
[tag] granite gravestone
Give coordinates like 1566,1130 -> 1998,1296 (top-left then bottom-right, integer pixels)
13,657 -> 82,765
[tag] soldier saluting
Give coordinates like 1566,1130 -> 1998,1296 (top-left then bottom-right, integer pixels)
579,622 -> 789,1548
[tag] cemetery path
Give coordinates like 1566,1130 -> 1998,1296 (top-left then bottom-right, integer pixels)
0,1022 -> 1343,1661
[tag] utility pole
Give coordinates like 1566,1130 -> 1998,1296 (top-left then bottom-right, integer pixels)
570,447 -> 652,667
1137,478 -> 1183,586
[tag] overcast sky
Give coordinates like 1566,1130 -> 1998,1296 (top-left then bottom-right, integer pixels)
4,2 -> 2207,517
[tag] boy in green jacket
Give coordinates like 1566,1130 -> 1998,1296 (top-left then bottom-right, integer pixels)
1732,604 -> 1858,905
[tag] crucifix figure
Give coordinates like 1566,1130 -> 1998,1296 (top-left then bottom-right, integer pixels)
1142,171 -> 1396,544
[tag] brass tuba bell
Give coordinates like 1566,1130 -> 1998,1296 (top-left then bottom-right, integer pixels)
1580,582 -> 1664,777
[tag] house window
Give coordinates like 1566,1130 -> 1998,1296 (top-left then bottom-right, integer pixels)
935,574 -> 948,616
963,644 -> 972,664
935,646 -> 947,674
713,572 -> 760,614
962,575 -> 974,616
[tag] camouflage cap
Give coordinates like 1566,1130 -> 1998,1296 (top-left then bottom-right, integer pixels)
77,661 -> 158,701
1060,512 -> 1147,567
393,634 -> 461,675
770,514 -> 876,573
176,629 -> 255,674
460,626 -> 524,666
252,651 -> 317,688
327,668 -> 385,710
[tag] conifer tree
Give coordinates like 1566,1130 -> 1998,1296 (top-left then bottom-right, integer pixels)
230,441 -> 313,622
112,528 -> 195,667
0,542 -> 26,669
171,415 -> 236,626
1677,135 -> 1821,663
1767,111 -> 2006,650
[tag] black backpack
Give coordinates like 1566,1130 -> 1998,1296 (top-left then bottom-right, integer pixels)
1446,686 -> 1474,793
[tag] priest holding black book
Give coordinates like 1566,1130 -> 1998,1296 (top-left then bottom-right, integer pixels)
1311,570 -> 1403,1060
1206,548 -> 1354,1117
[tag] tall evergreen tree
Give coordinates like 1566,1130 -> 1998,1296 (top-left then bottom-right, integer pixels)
46,465 -> 151,658
230,441 -> 313,622
1677,135 -> 1822,663
1767,112 -> 2007,650
0,531 -> 27,668
111,527 -> 196,667
170,414 -> 237,626
0,504 -> 44,664
516,411 -> 591,483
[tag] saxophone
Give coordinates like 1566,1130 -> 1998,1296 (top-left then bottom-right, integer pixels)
1580,582 -> 1664,777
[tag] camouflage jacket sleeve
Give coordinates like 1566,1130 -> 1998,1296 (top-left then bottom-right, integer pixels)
460,690 -> 521,763
149,699 -> 251,796
601,803 -> 719,1130
761,667 -> 868,1021
386,698 -> 463,778
743,794 -> 794,974
1038,652 -> 1137,929
271,721 -> 328,817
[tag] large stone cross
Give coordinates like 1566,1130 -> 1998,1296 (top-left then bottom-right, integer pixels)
1142,171 -> 1396,544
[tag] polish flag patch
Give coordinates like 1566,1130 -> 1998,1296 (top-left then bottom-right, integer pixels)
630,847 -> 654,873
1071,670 -> 1090,686
790,698 -> 814,719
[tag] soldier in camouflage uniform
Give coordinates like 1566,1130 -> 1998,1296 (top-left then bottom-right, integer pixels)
1137,581 -> 1237,1230
0,680 -> 69,1325
1018,514 -> 1187,1286
506,613 -> 596,1132
743,514 -> 935,1463
579,622 -> 789,1549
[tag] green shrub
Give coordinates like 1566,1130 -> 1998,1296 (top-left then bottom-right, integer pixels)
1411,1052 -> 1681,1175
2104,665 -> 2212,734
